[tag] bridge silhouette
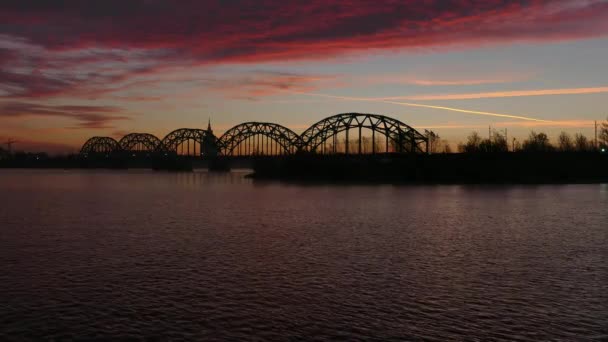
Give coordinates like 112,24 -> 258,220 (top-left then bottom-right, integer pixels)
81,113 -> 430,157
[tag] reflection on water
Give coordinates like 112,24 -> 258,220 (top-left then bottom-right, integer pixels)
1,170 -> 607,340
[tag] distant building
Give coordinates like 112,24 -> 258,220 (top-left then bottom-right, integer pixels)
207,118 -> 213,136
0,147 -> 7,160
203,118 -> 218,157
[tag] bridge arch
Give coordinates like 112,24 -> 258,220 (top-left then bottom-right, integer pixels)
300,113 -> 428,154
218,122 -> 302,156
80,137 -> 121,154
118,133 -> 163,152
161,128 -> 217,156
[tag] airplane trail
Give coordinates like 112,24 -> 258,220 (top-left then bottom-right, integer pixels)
285,91 -> 552,122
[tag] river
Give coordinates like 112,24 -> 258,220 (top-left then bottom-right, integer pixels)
1,170 -> 607,340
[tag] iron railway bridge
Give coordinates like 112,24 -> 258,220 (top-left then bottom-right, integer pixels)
80,113 -> 430,157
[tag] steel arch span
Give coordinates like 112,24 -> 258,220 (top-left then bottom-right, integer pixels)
218,122 -> 302,156
119,133 -> 163,152
300,113 -> 428,154
80,137 -> 121,154
161,128 -> 217,156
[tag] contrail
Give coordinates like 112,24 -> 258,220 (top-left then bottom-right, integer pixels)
283,90 -> 552,122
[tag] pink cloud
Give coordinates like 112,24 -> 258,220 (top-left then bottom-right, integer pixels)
1,1 -> 607,63
0,0 -> 606,105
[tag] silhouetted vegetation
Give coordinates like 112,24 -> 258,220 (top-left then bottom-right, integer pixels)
521,131 -> 553,152
251,127 -> 608,184
574,133 -> 592,151
600,117 -> 608,149
425,130 -> 451,154
557,132 -> 595,152
456,128 -> 603,153
458,132 -> 482,153
558,131 -> 574,151
458,130 -> 508,153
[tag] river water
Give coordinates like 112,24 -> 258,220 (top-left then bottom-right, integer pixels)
1,170 -> 607,340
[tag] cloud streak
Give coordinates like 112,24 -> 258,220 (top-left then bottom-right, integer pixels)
0,1 -> 606,103
0,0 -> 606,147
381,86 -> 608,101
0,0 -> 604,111
0,102 -> 130,128
1,1 -> 608,65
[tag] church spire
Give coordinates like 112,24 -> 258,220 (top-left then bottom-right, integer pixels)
207,118 -> 213,134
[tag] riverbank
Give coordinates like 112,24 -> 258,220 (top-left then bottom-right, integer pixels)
3,152 -> 608,184
250,153 -> 608,184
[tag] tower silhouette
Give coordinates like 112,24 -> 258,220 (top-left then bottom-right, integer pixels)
204,118 -> 218,157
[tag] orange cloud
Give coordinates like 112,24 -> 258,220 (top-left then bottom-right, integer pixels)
381,86 -> 608,101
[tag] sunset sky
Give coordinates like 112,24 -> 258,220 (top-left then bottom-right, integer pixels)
1,0 -> 608,153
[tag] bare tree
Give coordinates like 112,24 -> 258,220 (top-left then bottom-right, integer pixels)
460,132 -> 482,153
374,136 -> 383,153
425,130 -> 442,153
361,136 -> 371,153
492,130 -> 509,152
339,137 -> 347,153
513,138 -> 522,152
600,117 -> 608,149
558,131 -> 574,151
478,139 -> 493,152
574,133 -> 591,151
442,139 -> 452,153
522,131 -> 553,152
475,130 -> 508,153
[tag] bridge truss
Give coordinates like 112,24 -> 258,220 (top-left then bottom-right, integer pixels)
119,133 -> 163,153
300,113 -> 428,154
80,137 -> 121,154
161,128 -> 216,156
217,122 -> 302,156
79,113 -> 429,157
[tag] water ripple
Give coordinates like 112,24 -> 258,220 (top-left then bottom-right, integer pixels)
1,170 -> 607,340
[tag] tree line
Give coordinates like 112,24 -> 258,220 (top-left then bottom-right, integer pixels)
453,118 -> 608,153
